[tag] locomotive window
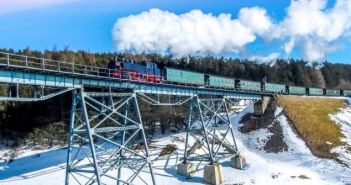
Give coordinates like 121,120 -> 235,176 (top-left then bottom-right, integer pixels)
146,63 -> 153,69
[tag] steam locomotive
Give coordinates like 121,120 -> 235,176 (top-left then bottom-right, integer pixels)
107,59 -> 162,83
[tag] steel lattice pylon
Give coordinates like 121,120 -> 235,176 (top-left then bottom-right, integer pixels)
65,88 -> 155,185
183,96 -> 243,164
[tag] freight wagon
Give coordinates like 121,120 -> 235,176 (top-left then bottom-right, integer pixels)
237,80 -> 261,91
325,89 -> 340,96
164,68 -> 204,86
308,87 -> 323,95
288,86 -> 306,95
264,83 -> 286,94
344,90 -> 351,97
207,75 -> 235,89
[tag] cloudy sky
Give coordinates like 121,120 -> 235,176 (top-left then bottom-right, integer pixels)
0,0 -> 350,63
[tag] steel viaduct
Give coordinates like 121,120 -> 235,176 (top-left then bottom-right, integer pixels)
0,52 -> 264,185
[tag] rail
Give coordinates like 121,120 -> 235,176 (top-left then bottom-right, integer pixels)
0,52 -> 121,79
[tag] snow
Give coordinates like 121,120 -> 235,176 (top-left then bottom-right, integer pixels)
0,145 -> 62,163
231,105 -> 351,185
0,148 -> 67,184
1,101 -> 351,184
330,100 -> 351,166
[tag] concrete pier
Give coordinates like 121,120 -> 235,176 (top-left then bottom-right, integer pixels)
176,163 -> 195,177
203,164 -> 224,185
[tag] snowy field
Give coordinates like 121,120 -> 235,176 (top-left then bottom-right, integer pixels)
0,102 -> 350,185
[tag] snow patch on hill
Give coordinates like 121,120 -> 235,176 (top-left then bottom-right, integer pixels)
234,105 -> 351,185
330,100 -> 351,166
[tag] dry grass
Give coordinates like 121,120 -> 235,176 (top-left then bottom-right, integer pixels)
158,144 -> 178,158
277,96 -> 348,159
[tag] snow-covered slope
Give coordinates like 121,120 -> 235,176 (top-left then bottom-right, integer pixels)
330,100 -> 351,165
0,102 -> 350,185
234,106 -> 350,185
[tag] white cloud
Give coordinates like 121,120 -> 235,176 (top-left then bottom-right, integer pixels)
0,0 -> 79,14
238,7 -> 275,39
112,8 -> 271,58
276,0 -> 351,62
299,37 -> 337,62
112,0 -> 351,63
248,52 -> 280,64
284,38 -> 296,54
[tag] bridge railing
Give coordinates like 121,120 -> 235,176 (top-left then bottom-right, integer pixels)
0,52 -> 166,83
0,52 -> 113,78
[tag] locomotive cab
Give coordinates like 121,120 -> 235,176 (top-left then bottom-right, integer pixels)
107,59 -> 121,70
144,62 -> 161,82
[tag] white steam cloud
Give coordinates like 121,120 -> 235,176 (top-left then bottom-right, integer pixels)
249,52 -> 280,65
112,0 -> 351,63
112,8 -> 271,58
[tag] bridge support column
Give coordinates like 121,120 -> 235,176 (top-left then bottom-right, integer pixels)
182,96 -> 239,164
65,89 -> 155,185
178,96 -> 254,182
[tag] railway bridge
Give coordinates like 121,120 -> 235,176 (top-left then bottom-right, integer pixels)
0,52 -> 263,185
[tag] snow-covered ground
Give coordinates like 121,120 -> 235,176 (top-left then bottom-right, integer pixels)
330,100 -> 351,165
234,106 -> 351,185
0,101 -> 351,185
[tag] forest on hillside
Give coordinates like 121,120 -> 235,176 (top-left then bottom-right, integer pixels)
0,47 -> 350,151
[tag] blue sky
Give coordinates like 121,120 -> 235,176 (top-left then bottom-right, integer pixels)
0,0 -> 350,63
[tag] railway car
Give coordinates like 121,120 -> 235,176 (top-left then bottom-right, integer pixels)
308,87 -> 323,95
343,90 -> 351,97
325,89 -> 340,96
264,83 -> 286,94
288,86 -> 306,95
237,80 -> 261,92
206,75 -> 235,89
164,67 -> 204,86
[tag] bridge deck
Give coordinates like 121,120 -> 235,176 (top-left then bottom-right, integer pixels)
0,52 -> 261,99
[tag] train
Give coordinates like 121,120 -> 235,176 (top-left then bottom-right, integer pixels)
107,59 -> 351,97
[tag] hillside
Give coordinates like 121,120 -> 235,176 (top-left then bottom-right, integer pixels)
278,96 -> 350,163
240,96 -> 351,167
